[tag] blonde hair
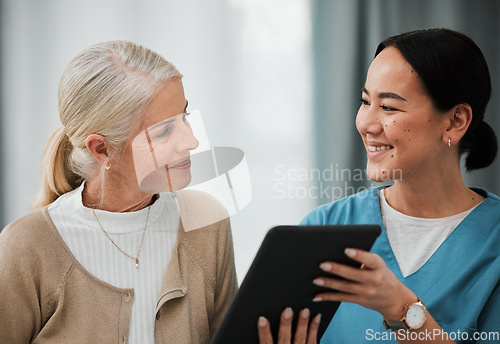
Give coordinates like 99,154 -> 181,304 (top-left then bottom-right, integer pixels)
34,41 -> 182,208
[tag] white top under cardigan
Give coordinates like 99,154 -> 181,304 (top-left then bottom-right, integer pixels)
48,183 -> 179,344
379,189 -> 478,277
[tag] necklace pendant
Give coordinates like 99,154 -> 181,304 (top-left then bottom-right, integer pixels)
135,258 -> 139,269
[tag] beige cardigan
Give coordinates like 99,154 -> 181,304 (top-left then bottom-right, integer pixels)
0,190 -> 238,343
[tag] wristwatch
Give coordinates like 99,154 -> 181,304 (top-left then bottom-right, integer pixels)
383,298 -> 428,330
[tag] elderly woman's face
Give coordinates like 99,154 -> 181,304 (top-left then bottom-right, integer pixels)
356,47 -> 449,183
120,78 -> 199,193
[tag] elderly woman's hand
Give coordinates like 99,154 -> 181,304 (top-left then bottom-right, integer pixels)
312,248 -> 416,320
257,308 -> 321,344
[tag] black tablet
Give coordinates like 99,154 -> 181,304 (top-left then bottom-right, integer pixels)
211,225 -> 381,344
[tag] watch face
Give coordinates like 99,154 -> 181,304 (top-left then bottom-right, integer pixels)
406,303 -> 426,329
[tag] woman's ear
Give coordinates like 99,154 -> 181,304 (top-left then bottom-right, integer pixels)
85,134 -> 112,165
444,104 -> 472,147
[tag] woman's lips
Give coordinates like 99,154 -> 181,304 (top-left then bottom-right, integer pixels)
368,144 -> 393,152
169,158 -> 191,170
365,142 -> 394,160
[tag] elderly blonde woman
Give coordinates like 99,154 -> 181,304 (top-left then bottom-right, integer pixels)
0,41 -> 237,343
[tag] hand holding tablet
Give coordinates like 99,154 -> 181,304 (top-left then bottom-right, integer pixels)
210,225 -> 381,344
257,307 -> 321,344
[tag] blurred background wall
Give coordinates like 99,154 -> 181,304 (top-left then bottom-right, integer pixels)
1,0 -> 499,281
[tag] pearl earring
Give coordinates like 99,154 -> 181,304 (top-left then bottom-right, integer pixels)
448,138 -> 451,148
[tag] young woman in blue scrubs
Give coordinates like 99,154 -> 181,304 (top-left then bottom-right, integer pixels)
258,29 -> 499,344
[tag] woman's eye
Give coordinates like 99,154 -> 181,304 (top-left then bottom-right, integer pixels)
359,98 -> 370,106
380,105 -> 398,112
156,125 -> 172,138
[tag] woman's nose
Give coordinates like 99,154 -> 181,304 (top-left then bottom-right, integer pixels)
356,106 -> 383,135
176,122 -> 199,152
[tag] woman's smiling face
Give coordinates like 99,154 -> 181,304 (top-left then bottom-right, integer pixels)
356,46 -> 450,183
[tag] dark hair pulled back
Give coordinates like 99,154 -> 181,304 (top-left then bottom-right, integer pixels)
375,28 -> 497,170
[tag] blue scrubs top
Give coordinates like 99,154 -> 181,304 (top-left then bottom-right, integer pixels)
301,187 -> 500,344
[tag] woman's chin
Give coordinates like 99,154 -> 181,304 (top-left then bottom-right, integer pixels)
138,171 -> 191,193
366,166 -> 400,183
168,171 -> 192,191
